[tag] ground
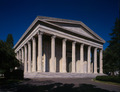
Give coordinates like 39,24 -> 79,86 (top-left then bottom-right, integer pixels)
0,78 -> 120,92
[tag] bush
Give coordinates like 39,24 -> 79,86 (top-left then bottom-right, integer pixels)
11,69 -> 24,80
96,76 -> 120,83
4,69 -> 23,80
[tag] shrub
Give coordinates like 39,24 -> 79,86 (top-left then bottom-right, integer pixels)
4,69 -> 23,80
96,76 -> 120,83
11,69 -> 23,80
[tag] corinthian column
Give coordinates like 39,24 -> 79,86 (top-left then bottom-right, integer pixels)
24,45 -> 27,73
28,41 -> 31,73
50,35 -> 56,72
62,39 -> 67,73
37,31 -> 43,72
99,49 -> 103,73
94,48 -> 97,73
87,46 -> 91,73
32,37 -> 36,72
72,42 -> 76,73
80,44 -> 84,73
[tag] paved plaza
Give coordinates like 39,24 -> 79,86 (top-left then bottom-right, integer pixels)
0,78 -> 119,92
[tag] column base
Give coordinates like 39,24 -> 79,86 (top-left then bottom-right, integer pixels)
37,70 -> 42,72
50,58 -> 56,72
94,72 -> 98,74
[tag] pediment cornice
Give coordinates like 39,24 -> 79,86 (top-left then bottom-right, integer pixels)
14,16 -> 105,49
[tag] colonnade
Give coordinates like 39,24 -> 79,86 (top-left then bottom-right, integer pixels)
16,31 -> 103,74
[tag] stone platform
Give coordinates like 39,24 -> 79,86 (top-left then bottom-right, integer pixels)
24,72 -> 105,78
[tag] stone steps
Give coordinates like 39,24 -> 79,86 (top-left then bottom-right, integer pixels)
24,72 -> 105,78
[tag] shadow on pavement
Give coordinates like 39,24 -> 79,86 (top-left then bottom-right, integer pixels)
0,79 -> 115,92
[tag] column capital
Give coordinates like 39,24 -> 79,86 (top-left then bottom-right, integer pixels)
72,41 -> 76,45
38,31 -> 43,35
88,45 -> 91,49
81,43 -> 84,46
32,36 -> 36,40
63,38 -> 67,42
24,44 -> 27,48
21,47 -> 23,52
51,35 -> 56,39
94,47 -> 97,50
28,40 -> 31,44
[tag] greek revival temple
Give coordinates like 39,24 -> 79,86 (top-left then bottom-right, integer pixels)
14,16 -> 105,75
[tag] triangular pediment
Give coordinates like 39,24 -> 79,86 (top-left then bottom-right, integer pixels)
14,16 -> 105,49
47,22 -> 96,39
36,16 -> 105,43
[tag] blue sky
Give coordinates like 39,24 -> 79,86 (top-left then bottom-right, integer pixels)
0,0 -> 119,49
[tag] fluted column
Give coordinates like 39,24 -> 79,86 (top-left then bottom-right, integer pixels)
32,37 -> 36,72
50,35 -> 56,72
87,46 -> 91,73
28,41 -> 31,73
21,48 -> 24,63
18,50 -> 20,61
20,49 -> 22,62
72,42 -> 76,73
38,32 -> 43,72
17,52 -> 19,59
62,39 -> 67,72
24,45 -> 27,73
80,44 -> 84,73
94,48 -> 97,73
99,49 -> 103,73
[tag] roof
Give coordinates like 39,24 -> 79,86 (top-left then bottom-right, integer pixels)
14,16 -> 105,49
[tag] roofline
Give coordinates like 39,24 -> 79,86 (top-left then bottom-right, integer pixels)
14,16 -> 105,49
37,16 -> 105,43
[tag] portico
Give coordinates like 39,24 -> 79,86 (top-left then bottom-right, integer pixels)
14,16 -> 105,74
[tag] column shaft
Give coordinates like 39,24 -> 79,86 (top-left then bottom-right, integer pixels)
22,48 -> 24,63
99,49 -> 103,73
80,44 -> 84,73
38,32 -> 43,72
24,45 -> 27,73
18,50 -> 20,61
72,42 -> 76,73
17,52 -> 19,59
28,41 -> 31,73
94,48 -> 97,73
87,46 -> 91,73
32,37 -> 36,72
62,39 -> 67,72
51,36 -> 55,58
50,36 -> 56,72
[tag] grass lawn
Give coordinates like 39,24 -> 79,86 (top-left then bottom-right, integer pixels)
93,79 -> 120,86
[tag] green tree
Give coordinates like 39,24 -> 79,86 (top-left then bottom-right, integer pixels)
103,18 -> 120,76
6,34 -> 14,48
0,34 -> 19,74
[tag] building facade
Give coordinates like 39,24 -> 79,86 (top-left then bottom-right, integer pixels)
14,16 -> 105,74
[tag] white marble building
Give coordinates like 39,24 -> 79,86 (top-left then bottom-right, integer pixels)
14,16 -> 105,74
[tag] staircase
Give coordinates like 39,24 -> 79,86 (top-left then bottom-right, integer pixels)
24,72 -> 105,78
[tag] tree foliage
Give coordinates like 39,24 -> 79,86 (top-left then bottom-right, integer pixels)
0,34 -> 19,73
103,18 -> 120,75
6,34 -> 14,48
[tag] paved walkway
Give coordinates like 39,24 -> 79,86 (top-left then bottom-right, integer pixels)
0,78 -> 120,92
